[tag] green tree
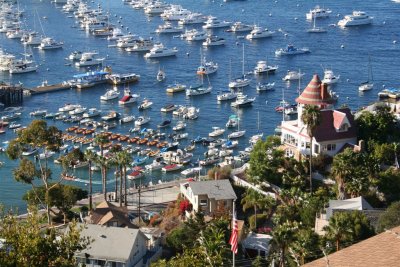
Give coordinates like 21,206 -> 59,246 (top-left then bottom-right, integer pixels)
0,207 -> 91,266
151,247 -> 206,267
377,201 -> 400,233
376,169 -> 400,204
96,155 -> 110,200
116,150 -> 132,206
6,120 -> 63,225
289,228 -> 321,265
197,226 -> 228,266
84,149 -> 97,211
241,188 -> 275,229
271,221 -> 299,267
248,135 -> 284,185
301,104 -> 322,194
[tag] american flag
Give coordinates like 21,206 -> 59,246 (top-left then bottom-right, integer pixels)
229,210 -> 238,254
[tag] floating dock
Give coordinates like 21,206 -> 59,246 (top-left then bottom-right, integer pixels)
29,83 -> 74,95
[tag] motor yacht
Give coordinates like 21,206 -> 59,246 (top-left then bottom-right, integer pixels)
230,92 -> 255,108
322,69 -> 340,85
246,26 -> 274,40
144,43 -> 178,58
161,6 -> 192,21
209,127 -> 225,138
283,70 -> 305,81
100,87 -> 120,101
186,84 -> 212,96
157,68 -> 166,81
107,73 -> 140,85
107,28 -> 124,41
166,83 -> 186,93
9,60 -> 38,74
253,60 -> 278,75
202,16 -> 232,29
197,60 -> 218,75
82,108 -> 100,118
119,88 -> 140,105
256,82 -> 275,91
306,6 -> 332,20
217,91 -> 237,101
155,22 -> 183,34
125,39 -> 154,52
22,32 -> 41,45
116,34 -> 140,48
338,11 -> 373,27
202,36 -> 225,46
230,22 -> 252,32
173,121 -> 186,131
144,2 -> 169,15
69,106 -> 87,115
138,99 -> 153,110
59,104 -> 80,112
178,13 -> 206,25
135,116 -> 151,126
75,52 -> 104,67
120,115 -> 135,124
161,104 -> 177,112
39,37 -> 64,50
185,29 -> 207,41
101,111 -> 120,121
275,44 -> 310,56
69,51 -> 83,61
226,116 -> 238,128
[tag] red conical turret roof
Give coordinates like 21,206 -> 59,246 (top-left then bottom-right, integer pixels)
296,74 -> 333,106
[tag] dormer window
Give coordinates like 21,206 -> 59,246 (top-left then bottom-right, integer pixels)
338,123 -> 349,132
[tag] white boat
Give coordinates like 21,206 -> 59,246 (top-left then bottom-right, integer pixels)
202,36 -> 225,46
307,14 -> 327,33
229,44 -> 250,88
38,151 -> 55,160
125,39 -> 154,52
157,68 -> 166,81
253,60 -> 278,75
185,29 -> 207,41
100,87 -> 120,101
246,26 -> 275,40
231,92 -> 255,108
138,99 -> 153,110
144,2 -> 169,15
283,70 -> 305,81
359,56 -> 374,92
209,127 -> 225,138
174,133 -> 188,140
107,28 -> 124,41
256,82 -> 275,91
144,43 -> 178,58
186,84 -> 212,96
135,116 -> 151,126
22,148 -> 38,156
178,13 -> 207,25
230,22 -> 252,32
161,104 -> 177,112
173,121 -> 186,131
166,83 -> 186,93
181,166 -> 202,176
202,16 -> 232,29
59,104 -> 80,112
145,161 -> 165,171
322,69 -> 340,85
155,22 -> 183,34
82,108 -> 100,118
9,60 -> 38,74
306,6 -> 332,20
68,51 -> 83,60
9,122 -> 21,129
119,88 -> 140,105
120,115 -> 135,124
338,11 -> 373,27
161,5 -> 192,21
39,37 -> 64,50
275,44 -> 310,56
30,109 -> 47,116
107,73 -> 140,85
102,111 -> 120,121
217,91 -> 238,101
197,54 -> 218,75
75,52 -> 104,67
116,34 -> 140,48
226,115 -> 238,128
69,106 -> 87,115
162,164 -> 182,172
23,32 -> 42,45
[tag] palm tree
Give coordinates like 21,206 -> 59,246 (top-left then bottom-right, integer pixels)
94,133 -> 109,157
301,104 -> 321,194
197,227 -> 227,266
271,221 -> 298,267
117,150 -> 133,206
96,155 -> 109,201
84,149 -> 97,211
241,189 -> 274,229
323,212 -> 353,251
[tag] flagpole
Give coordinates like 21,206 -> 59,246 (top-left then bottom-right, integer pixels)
232,200 -> 236,267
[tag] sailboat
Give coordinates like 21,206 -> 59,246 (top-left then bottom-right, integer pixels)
228,114 -> 245,139
197,48 -> 218,75
186,74 -> 212,96
359,56 -> 374,92
9,46 -> 38,74
307,15 -> 327,33
249,111 -> 263,144
229,44 -> 250,88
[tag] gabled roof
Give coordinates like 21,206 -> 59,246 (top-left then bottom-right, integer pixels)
326,196 -> 373,220
187,179 -> 237,200
313,108 -> 357,142
75,224 -> 148,262
296,74 -> 334,105
90,201 -> 136,228
332,110 -> 348,129
304,226 -> 400,267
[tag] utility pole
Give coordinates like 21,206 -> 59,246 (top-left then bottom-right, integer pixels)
137,181 -> 141,223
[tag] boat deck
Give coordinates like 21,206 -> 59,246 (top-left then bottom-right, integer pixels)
29,83 -> 74,95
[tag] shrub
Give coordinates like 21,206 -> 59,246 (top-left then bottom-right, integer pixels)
248,214 -> 268,231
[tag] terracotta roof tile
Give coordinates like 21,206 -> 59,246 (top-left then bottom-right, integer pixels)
296,74 -> 334,106
303,226 -> 400,267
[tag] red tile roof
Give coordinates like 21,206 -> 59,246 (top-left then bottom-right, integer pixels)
296,74 -> 334,106
333,110 -> 347,130
303,226 -> 400,267
313,108 -> 357,142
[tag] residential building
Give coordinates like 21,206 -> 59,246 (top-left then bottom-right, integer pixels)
88,201 -> 137,228
280,74 -> 358,159
75,224 -> 149,267
315,196 -> 382,235
180,179 -> 237,217
304,226 -> 400,267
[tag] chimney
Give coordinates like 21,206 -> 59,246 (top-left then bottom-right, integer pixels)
357,140 -> 365,152
320,83 -> 329,100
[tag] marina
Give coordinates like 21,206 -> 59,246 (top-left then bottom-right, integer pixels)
0,0 -> 400,213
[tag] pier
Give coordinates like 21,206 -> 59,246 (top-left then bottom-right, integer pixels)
29,82 -> 74,95
0,83 -> 24,107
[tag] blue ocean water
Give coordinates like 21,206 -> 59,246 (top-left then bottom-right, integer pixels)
0,0 -> 399,212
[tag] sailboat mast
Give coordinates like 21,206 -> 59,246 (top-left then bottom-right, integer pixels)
242,44 -> 245,77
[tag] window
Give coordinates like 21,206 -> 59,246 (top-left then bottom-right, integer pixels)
314,144 -> 320,154
327,144 -> 336,151
338,123 -> 349,132
200,199 -> 208,206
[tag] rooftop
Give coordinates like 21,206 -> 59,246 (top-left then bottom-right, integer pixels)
296,74 -> 334,106
304,226 -> 400,267
186,179 -> 237,200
